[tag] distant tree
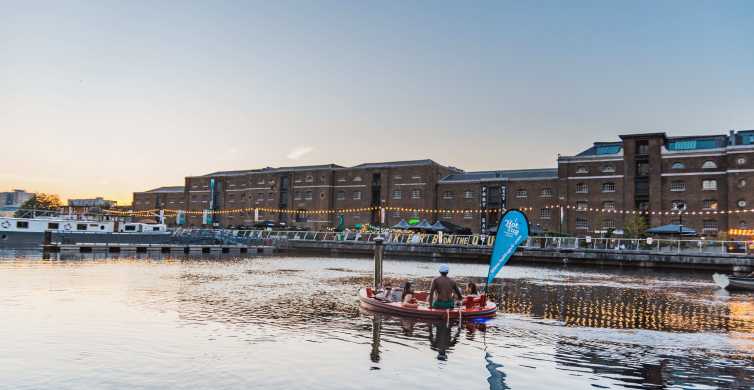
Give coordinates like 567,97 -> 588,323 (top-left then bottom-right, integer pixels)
14,193 -> 62,218
624,214 -> 648,238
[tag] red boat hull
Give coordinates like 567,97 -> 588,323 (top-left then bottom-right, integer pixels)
358,288 -> 497,319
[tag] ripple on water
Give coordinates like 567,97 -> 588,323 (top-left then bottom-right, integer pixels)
0,255 -> 752,389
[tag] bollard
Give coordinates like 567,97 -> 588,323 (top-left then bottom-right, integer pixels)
373,236 -> 384,290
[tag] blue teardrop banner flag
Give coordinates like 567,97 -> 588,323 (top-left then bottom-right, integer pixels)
487,209 -> 529,286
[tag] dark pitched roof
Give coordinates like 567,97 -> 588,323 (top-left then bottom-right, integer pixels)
351,159 -> 440,169
439,168 -> 557,183
202,164 -> 343,177
142,186 -> 184,193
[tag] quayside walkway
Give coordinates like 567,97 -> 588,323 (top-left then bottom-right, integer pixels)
179,229 -> 754,272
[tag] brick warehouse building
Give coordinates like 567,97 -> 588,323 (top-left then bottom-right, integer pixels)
132,130 -> 754,236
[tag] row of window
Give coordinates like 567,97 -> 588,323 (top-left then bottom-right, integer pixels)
670,157 -> 747,170
575,183 -> 616,193
575,165 -> 616,174
392,189 -> 423,200
575,158 -> 748,176
670,179 -> 719,192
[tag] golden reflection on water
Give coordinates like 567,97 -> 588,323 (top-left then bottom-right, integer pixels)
491,281 -> 754,333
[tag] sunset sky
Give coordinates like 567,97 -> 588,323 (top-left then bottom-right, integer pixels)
3,1 -> 754,204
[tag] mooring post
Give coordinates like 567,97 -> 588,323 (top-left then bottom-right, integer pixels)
373,236 -> 384,290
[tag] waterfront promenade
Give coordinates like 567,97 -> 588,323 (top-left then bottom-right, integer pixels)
177,229 -> 754,272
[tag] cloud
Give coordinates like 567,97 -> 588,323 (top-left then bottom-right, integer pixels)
287,146 -> 314,160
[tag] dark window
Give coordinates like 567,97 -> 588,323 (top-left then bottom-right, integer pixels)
77,224 -> 87,231
48,222 -> 59,230
152,226 -> 160,231
637,162 -> 649,177
124,225 -> 136,231
16,221 -> 29,229
637,141 -> 649,155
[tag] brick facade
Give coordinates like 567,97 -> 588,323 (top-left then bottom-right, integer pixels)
132,130 -> 754,237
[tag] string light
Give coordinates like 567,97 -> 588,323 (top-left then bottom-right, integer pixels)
105,203 -> 754,218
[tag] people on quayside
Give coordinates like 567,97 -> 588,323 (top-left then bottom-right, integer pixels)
429,264 -> 463,309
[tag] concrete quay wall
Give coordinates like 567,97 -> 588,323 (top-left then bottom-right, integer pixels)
281,240 -> 754,272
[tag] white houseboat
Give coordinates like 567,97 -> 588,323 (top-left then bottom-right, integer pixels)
0,216 -> 171,247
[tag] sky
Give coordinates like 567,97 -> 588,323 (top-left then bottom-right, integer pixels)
2,0 -> 754,204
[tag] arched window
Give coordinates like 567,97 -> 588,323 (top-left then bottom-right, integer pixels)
701,161 -> 718,169
671,162 -> 685,169
600,165 -> 616,173
576,166 -> 589,174
353,176 -> 362,182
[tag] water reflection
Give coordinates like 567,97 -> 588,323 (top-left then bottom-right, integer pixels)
491,280 -> 754,333
0,255 -> 752,389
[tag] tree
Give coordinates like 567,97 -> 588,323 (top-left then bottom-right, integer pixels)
14,193 -> 62,218
624,214 -> 648,238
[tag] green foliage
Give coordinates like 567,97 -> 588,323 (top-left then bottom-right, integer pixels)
624,214 -> 648,238
14,193 -> 62,218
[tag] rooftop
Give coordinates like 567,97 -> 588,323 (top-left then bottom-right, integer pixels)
351,159 -> 448,170
575,142 -> 623,157
141,186 -> 185,193
440,168 -> 557,183
201,164 -> 344,177
197,160 -> 457,177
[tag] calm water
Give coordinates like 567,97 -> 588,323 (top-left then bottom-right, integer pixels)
0,252 -> 753,389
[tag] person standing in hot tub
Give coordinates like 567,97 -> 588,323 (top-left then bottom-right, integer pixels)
429,264 -> 463,309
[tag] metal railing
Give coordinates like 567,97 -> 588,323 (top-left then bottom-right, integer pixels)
171,229 -> 754,257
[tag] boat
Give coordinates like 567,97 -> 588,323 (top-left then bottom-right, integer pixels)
358,287 -> 497,319
357,209 -> 530,321
713,273 -> 754,291
0,216 -> 171,247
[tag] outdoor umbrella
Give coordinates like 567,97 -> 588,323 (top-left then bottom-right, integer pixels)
430,221 -> 448,232
646,224 -> 697,236
392,219 -> 411,229
412,219 -> 434,231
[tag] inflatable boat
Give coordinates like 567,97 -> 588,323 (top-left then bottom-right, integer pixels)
358,287 -> 497,320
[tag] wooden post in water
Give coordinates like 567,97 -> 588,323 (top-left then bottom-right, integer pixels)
373,236 -> 384,290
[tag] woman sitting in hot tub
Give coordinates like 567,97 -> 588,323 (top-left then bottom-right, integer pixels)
401,282 -> 418,308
